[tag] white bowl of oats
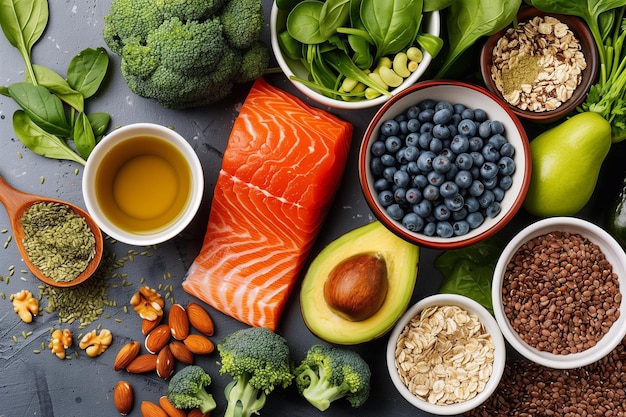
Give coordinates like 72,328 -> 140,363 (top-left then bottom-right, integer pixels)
386,293 -> 506,415
480,6 -> 599,123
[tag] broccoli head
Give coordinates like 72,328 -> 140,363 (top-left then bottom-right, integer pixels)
217,327 -> 294,417
294,344 -> 371,411
167,365 -> 217,413
103,0 -> 270,109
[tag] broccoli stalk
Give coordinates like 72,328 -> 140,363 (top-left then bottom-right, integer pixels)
166,365 -> 217,413
217,327 -> 294,417
294,344 -> 371,411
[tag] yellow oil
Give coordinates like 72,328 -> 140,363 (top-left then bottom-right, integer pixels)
95,136 -> 192,234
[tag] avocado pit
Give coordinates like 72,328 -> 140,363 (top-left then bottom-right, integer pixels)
323,252 -> 388,321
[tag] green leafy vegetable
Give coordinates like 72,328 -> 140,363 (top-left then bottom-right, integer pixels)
434,0 -> 521,78
72,112 -> 96,160
29,65 -> 84,112
8,83 -> 71,137
67,47 -> 110,99
435,237 -> 505,313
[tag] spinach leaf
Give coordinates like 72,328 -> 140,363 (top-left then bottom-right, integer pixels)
12,110 -> 86,165
0,0 -> 48,83
435,237 -> 505,314
8,82 -> 71,137
435,0 -> 520,78
72,112 -> 96,159
287,0 -> 326,44
319,0 -> 351,39
424,0 -> 456,11
67,47 -> 110,99
361,0 -> 423,61
29,65 -> 84,112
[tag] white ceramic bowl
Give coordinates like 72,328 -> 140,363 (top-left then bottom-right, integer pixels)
270,4 -> 440,110
83,123 -> 204,246
386,294 -> 506,415
492,217 -> 626,369
359,80 -> 532,250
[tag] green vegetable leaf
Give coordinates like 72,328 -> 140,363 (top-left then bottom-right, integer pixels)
72,112 -> 96,160
67,47 -> 110,99
423,0 -> 456,12
28,64 -> 84,112
287,0 -> 327,44
435,0 -> 521,78
8,82 -> 71,137
435,237 -> 505,313
87,112 -> 110,138
361,0 -> 423,61
12,110 -> 86,165
0,85 -> 9,96
319,0 -> 351,39
0,0 -> 48,83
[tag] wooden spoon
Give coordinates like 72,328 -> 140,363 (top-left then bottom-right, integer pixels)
0,176 -> 104,288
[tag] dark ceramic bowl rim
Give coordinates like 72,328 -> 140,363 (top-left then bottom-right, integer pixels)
358,80 -> 532,250
479,6 -> 599,123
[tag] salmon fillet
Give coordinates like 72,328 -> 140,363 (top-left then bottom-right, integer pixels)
182,78 -> 353,330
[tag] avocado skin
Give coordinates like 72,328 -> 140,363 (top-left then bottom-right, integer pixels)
523,112 -> 611,217
300,221 -> 419,345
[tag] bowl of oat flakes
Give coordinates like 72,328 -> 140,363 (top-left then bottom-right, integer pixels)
480,6 -> 599,123
492,217 -> 626,370
386,293 -> 506,415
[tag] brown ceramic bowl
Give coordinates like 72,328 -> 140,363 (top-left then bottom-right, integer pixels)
480,6 -> 599,124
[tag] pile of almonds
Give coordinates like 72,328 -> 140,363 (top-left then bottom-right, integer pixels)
112,286 -> 216,416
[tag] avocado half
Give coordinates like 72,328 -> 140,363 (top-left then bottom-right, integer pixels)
300,220 -> 419,344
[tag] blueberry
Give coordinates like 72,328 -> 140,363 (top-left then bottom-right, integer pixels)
413,199 -> 432,217
480,162 -> 499,179
427,170 -> 445,186
470,151 -> 485,167
417,151 -> 436,172
429,137 -> 443,153
497,156 -> 515,176
432,155 -> 452,173
436,101 -> 454,112
453,220 -> 470,236
378,190 -> 394,207
381,119 -> 400,136
423,222 -> 436,236
500,142 -> 515,157
455,152 -> 473,170
418,109 -> 435,123
386,203 -> 405,220
461,108 -> 475,120
445,164 -> 459,181
452,207 -> 468,221
418,132 -> 433,149
499,175 -> 513,190
455,170 -> 473,188
467,211 -> 484,229
407,118 -> 420,132
395,147 -> 407,164
488,133 -> 508,150
413,174 -> 429,188
432,124 -> 451,139
402,213 -> 424,232
436,221 -> 454,238
433,108 -> 452,125
440,181 -> 459,198
385,135 -> 402,153
404,146 -> 420,162
478,120 -> 492,138
485,202 -> 501,218
406,161 -> 420,175
371,140 -> 386,156
374,177 -> 390,191
468,136 -> 484,152
394,187 -> 407,203
444,194 -> 465,211
406,188 -> 422,204
393,169 -> 411,187
419,99 -> 437,110
407,106 -> 420,119
420,122 -> 434,134
381,154 -> 396,167
370,157 -> 383,176
458,119 -> 477,136
453,103 -> 466,115
479,190 -> 495,209
399,120 -> 409,135
395,113 -> 407,122
450,135 -> 470,154
469,179 -> 485,196
465,195 -> 480,212
481,143 -> 500,162
482,175 -> 497,190
491,120 -> 505,135
474,108 -> 487,122
383,166 -> 397,181
423,184 -> 440,201
433,204 -> 451,221
492,187 -> 505,202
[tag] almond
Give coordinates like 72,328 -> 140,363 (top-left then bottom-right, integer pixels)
168,303 -> 190,340
142,315 -> 162,336
113,341 -> 141,372
145,323 -> 171,354
113,381 -> 134,415
126,353 -> 157,373
169,341 -> 194,365
159,395 -> 186,417
156,345 -> 175,380
140,400 -> 168,417
183,334 -> 215,355
186,303 -> 215,336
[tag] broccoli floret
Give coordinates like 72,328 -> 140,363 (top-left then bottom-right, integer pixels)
103,0 -> 269,109
217,327 -> 294,417
167,365 -> 217,413
294,344 -> 371,411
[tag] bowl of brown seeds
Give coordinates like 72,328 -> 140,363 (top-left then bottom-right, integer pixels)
479,6 -> 599,124
492,216 -> 626,369
386,293 -> 506,415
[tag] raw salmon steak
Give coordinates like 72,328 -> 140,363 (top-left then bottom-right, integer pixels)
183,78 -> 353,331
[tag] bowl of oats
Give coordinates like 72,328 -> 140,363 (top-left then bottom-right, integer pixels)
480,6 -> 599,123
386,293 -> 506,415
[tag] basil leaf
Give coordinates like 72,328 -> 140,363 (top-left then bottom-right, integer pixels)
0,0 -> 48,82
67,47 -> 110,98
0,85 -> 9,96
29,65 -> 84,112
8,82 -> 71,137
87,112 -> 110,137
73,112 -> 96,159
12,110 -> 85,165
361,0 -> 423,61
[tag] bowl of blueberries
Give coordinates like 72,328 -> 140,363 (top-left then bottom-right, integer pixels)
358,80 -> 532,249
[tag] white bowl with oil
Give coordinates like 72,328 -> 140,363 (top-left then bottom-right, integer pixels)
83,123 -> 203,246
